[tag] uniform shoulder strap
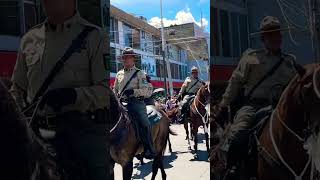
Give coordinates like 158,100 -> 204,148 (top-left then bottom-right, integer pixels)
186,79 -> 200,93
31,26 -> 95,103
119,69 -> 140,97
245,56 -> 285,100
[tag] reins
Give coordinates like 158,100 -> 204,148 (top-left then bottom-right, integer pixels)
192,87 -> 210,133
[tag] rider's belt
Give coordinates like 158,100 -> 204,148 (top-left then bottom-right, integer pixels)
38,110 -> 106,128
186,93 -> 195,95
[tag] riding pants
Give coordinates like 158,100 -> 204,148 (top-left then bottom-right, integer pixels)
126,97 -> 155,153
222,105 -> 271,167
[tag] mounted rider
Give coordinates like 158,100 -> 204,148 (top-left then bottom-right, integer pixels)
113,47 -> 156,159
9,0 -> 109,179
213,16 -> 300,177
178,66 -> 205,122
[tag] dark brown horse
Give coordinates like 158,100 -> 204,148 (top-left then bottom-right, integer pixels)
109,94 -> 177,180
0,80 -> 60,180
186,83 -> 211,159
210,64 -> 320,180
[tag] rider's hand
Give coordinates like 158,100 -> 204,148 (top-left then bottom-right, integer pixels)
123,89 -> 134,97
43,88 -> 77,110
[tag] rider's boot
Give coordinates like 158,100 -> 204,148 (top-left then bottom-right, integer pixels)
142,126 -> 156,159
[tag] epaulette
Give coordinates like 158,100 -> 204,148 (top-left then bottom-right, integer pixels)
244,48 -> 264,56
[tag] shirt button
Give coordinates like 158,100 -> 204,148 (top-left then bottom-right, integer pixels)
91,115 -> 95,119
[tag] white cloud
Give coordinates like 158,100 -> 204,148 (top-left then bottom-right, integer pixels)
149,8 -> 208,29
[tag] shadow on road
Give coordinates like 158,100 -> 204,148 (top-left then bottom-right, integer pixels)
132,152 -> 179,179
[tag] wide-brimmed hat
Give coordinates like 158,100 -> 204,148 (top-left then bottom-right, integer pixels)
122,47 -> 137,57
250,16 -> 289,36
191,66 -> 199,72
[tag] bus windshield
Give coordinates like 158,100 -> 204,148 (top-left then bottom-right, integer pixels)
0,1 -> 20,36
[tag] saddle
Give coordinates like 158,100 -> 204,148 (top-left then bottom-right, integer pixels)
146,105 -> 162,125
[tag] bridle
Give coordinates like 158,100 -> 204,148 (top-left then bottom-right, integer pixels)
192,86 -> 210,133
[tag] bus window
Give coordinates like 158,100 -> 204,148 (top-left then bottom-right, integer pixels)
78,0 -> 101,26
24,1 -> 37,32
0,1 -> 20,36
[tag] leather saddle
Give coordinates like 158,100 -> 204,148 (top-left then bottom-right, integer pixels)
146,105 -> 162,125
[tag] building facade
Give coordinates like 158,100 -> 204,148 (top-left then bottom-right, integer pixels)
211,0 -> 315,83
110,5 -> 190,89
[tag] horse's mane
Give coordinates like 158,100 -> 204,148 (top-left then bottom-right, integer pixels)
0,80 -> 34,179
277,64 -> 317,115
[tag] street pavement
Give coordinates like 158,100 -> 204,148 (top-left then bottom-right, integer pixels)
114,124 -> 210,180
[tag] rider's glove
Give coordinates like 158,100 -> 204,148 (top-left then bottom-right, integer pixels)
123,89 -> 134,97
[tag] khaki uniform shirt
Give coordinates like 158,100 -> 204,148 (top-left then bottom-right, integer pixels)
10,13 -> 111,113
179,76 -> 204,96
113,66 -> 152,98
220,48 -> 297,106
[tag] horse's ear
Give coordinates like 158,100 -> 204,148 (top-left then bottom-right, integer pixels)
313,66 -> 320,99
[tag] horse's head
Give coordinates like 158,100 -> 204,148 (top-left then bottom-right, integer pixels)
296,65 -> 320,133
0,80 -> 35,179
198,82 -> 210,105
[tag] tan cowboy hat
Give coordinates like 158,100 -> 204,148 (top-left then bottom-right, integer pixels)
250,16 -> 291,36
191,66 -> 199,72
122,47 -> 138,57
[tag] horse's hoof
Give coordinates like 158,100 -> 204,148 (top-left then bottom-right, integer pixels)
194,154 -> 198,159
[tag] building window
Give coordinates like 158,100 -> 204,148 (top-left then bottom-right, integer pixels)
110,47 -> 117,73
123,23 -> 133,47
110,17 -> 119,43
220,10 -> 231,57
0,1 -> 20,36
239,15 -> 249,53
211,8 -> 220,56
231,13 -> 240,57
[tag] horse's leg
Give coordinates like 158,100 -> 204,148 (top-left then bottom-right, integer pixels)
168,134 -> 173,153
159,156 -> 167,180
122,161 -> 133,180
184,121 -> 189,140
193,127 -> 198,159
151,156 -> 160,180
109,159 -> 115,180
185,122 -> 191,150
190,123 -> 194,140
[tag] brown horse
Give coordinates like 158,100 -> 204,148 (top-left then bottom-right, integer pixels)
186,83 -> 211,159
0,80 -> 60,180
210,64 -> 320,180
109,94 -> 177,180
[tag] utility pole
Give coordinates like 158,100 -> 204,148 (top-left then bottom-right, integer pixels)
309,0 -> 320,62
160,0 -> 173,96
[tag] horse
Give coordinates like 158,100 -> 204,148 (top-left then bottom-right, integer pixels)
109,93 -> 177,180
0,80 -> 60,180
210,64 -> 320,180
185,83 -> 211,159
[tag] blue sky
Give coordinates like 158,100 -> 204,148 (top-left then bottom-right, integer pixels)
110,0 -> 210,32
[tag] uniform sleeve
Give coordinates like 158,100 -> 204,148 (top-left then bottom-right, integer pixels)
74,29 -> 111,110
133,72 -> 153,98
220,55 -> 250,107
9,46 -> 28,110
113,73 -> 119,96
178,78 -> 189,95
